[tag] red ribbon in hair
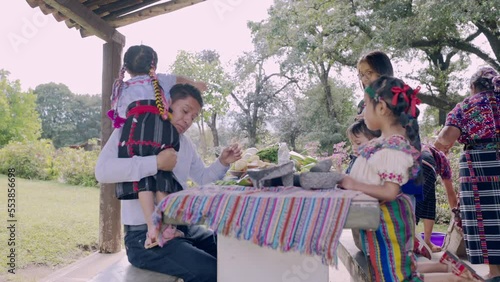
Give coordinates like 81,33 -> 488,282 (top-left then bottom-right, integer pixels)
408,86 -> 421,118
391,85 -> 421,118
391,85 -> 410,106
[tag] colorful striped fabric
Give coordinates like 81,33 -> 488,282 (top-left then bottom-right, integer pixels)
153,185 -> 358,266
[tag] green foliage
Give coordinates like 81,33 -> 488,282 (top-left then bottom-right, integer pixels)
250,0 -> 364,123
0,70 -> 42,147
256,144 -> 279,163
229,50 -> 297,147
295,80 -> 356,154
170,50 -> 232,148
54,147 -> 99,187
34,83 -> 101,148
0,139 -> 57,180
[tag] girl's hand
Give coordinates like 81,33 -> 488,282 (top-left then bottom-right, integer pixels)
338,175 -> 357,191
157,148 -> 177,171
219,144 -> 242,167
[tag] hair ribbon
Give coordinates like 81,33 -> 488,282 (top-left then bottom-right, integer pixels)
408,86 -> 421,118
391,85 -> 410,106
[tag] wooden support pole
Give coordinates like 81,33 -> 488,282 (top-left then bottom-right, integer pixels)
99,40 -> 123,253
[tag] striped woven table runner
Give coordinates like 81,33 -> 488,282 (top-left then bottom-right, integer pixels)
153,185 -> 358,266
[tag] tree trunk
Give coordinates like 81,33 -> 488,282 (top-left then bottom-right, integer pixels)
206,112 -> 220,153
248,121 -> 257,147
200,110 -> 207,157
320,72 -> 336,120
438,109 -> 447,126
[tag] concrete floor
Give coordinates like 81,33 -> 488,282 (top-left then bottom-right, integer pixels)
39,249 -> 352,282
38,241 -> 487,282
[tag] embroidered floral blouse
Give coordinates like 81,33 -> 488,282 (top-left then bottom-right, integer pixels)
349,135 -> 420,189
445,90 -> 500,144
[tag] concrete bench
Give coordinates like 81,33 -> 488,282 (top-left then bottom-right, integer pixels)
337,230 -> 372,282
39,251 -> 182,282
89,254 -> 182,282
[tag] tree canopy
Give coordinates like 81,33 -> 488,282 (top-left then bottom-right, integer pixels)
0,70 -> 41,147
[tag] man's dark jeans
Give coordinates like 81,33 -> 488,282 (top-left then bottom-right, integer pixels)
124,225 -> 217,282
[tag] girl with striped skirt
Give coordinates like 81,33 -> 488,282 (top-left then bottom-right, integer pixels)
436,67 -> 500,281
340,76 -> 481,281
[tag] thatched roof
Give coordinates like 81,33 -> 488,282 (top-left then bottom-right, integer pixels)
26,0 -> 205,44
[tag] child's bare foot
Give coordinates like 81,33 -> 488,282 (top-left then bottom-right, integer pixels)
425,241 -> 442,253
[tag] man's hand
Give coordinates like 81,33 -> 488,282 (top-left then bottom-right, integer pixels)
219,144 -> 242,167
157,148 -> 177,171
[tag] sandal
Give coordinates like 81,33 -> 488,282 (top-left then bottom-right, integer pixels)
440,251 -> 484,281
485,276 -> 500,282
414,236 -> 432,260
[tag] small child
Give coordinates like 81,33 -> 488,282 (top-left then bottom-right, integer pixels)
339,76 -> 480,281
108,45 -> 205,248
346,119 -> 381,252
345,119 -> 381,174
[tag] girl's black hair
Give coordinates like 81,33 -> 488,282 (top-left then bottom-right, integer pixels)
170,84 -> 204,108
367,76 -> 423,184
347,119 -> 381,140
123,45 -> 158,75
358,50 -> 394,77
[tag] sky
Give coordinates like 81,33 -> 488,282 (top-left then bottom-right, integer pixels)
0,0 -> 274,95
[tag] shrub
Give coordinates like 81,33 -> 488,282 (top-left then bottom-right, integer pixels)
0,139 -> 58,180
54,147 -> 99,187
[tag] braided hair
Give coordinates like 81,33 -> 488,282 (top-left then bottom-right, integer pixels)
109,45 -> 170,127
365,75 -> 423,184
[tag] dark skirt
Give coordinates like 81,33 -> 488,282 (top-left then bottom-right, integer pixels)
115,99 -> 183,200
415,151 -> 437,223
459,148 -> 500,264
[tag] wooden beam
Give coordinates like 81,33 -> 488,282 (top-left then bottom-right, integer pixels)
108,0 -> 206,28
93,0 -> 142,15
99,41 -> 123,253
84,0 -> 120,7
43,0 -> 125,44
101,0 -> 160,20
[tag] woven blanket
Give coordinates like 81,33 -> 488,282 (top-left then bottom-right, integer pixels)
153,185 -> 358,266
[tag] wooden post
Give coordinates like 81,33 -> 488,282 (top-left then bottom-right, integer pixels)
99,40 -> 123,253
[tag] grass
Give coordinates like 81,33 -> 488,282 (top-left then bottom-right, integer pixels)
0,174 -> 100,280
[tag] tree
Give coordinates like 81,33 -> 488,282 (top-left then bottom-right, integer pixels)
230,50 -> 297,147
170,50 -> 232,154
249,0 -> 364,122
34,83 -> 100,148
345,0 -> 499,112
0,70 -> 41,147
254,0 -> 498,116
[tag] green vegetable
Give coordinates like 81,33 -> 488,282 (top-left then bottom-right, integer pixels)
256,144 -> 279,163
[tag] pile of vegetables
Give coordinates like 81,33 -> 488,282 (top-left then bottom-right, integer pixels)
289,151 -> 318,172
217,144 -> 320,187
256,144 -> 279,163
